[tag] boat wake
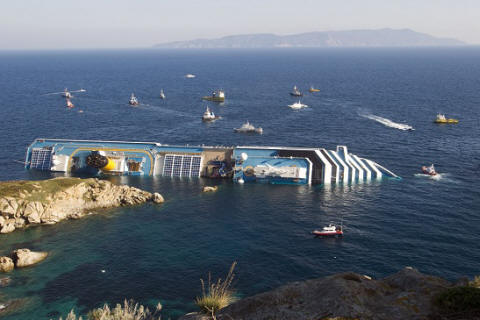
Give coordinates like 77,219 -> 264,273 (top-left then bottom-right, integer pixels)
414,173 -> 451,182
42,89 -> 86,96
360,113 -> 414,131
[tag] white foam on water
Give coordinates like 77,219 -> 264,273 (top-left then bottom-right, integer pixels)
414,173 -> 452,182
361,113 -> 414,131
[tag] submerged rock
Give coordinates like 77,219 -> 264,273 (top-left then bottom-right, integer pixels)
0,257 -> 14,273
12,249 -> 48,268
0,177 -> 164,233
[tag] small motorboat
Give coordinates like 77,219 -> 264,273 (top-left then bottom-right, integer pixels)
434,114 -> 458,124
290,85 -> 303,97
160,89 -> 166,99
312,224 -> 343,237
309,86 -> 320,92
129,93 -> 139,106
202,90 -> 225,102
66,98 -> 75,109
234,121 -> 263,134
185,74 -> 196,78
202,106 -> 220,121
288,101 -> 308,109
62,88 -> 72,98
421,164 -> 437,176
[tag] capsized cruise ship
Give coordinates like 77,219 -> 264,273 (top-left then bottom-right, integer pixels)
25,139 -> 399,185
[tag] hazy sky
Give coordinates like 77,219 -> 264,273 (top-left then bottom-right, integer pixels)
1,0 -> 479,49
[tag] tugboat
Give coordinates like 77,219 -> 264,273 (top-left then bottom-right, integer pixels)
290,85 -> 303,97
421,164 -> 437,176
129,93 -> 139,106
202,90 -> 225,102
62,88 -> 72,98
234,121 -> 263,134
202,106 -> 220,122
160,89 -> 166,99
66,98 -> 75,109
288,101 -> 308,109
434,114 -> 458,124
308,86 -> 320,93
312,224 -> 343,237
185,74 -> 196,78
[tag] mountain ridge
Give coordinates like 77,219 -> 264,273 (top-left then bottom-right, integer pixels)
154,28 -> 465,48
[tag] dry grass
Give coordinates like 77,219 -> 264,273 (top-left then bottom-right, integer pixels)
57,299 -> 162,320
0,177 -> 88,203
470,275 -> 480,288
195,262 -> 238,320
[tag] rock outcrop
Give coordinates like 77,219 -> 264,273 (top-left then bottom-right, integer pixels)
202,186 -> 218,193
11,249 -> 48,268
0,257 -> 14,273
182,267 -> 455,320
0,178 -> 164,234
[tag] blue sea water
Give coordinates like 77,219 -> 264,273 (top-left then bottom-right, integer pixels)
0,48 -> 479,319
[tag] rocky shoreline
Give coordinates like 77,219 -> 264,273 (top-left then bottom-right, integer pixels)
0,177 -> 164,234
182,267 -> 478,320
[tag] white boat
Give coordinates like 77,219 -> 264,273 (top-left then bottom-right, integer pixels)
202,106 -> 220,121
234,121 -> 263,134
66,98 -> 75,109
288,101 -> 308,109
62,88 -> 72,98
160,89 -> 166,99
312,224 -> 343,237
129,93 -> 139,106
421,164 -> 437,176
290,85 -> 302,97
185,74 -> 196,78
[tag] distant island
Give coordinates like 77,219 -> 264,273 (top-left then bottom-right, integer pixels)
154,28 -> 465,48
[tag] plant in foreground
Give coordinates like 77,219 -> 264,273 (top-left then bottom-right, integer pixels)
58,299 -> 162,320
195,262 -> 238,320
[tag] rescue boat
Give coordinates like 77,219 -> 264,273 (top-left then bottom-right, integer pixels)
312,224 -> 343,237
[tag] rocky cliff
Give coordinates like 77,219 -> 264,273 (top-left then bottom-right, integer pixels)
0,177 -> 164,234
182,267 -> 473,320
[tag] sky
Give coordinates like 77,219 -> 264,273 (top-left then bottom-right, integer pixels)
0,0 -> 479,50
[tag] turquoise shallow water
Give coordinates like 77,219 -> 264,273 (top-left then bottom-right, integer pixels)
0,48 -> 479,319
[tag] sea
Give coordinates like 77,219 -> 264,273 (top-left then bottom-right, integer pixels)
0,47 -> 479,319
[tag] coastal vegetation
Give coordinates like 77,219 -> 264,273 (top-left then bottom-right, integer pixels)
195,262 -> 238,320
432,280 -> 480,319
57,300 -> 162,320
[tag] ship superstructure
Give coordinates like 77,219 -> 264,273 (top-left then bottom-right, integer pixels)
25,139 -> 398,185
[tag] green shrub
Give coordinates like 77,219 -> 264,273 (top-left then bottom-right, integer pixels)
434,286 -> 480,313
195,262 -> 238,320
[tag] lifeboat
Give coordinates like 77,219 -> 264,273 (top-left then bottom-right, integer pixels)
308,86 -> 320,92
312,224 -> 343,237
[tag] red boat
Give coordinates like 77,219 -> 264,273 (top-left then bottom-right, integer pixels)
421,164 -> 437,176
312,224 -> 343,237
